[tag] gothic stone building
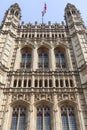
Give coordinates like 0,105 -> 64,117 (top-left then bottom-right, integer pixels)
0,3 -> 87,130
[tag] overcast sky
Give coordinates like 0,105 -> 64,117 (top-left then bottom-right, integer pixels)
0,0 -> 87,25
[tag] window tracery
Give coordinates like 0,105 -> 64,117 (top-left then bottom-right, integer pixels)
10,106 -> 26,130
36,105 -> 51,130
20,47 -> 32,70
61,105 -> 77,130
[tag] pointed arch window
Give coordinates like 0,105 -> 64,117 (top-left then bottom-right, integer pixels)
61,106 -> 77,130
36,105 -> 51,130
55,47 -> 66,70
10,106 -> 26,130
21,47 -> 32,69
38,47 -> 49,70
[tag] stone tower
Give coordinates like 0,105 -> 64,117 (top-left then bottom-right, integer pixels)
0,3 -> 87,130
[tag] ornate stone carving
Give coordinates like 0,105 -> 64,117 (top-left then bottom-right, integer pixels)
35,93 -> 53,102
12,93 -> 30,102
57,93 -> 75,102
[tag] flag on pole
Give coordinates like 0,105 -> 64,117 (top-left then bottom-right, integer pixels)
42,3 -> 47,17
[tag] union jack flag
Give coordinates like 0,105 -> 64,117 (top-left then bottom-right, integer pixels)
42,3 -> 47,17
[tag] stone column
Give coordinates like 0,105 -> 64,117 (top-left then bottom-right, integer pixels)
1,94 -> 12,130
76,93 -> 85,130
49,46 -> 55,71
29,94 -> 34,130
66,47 -> 73,71
32,45 -> 38,71
53,94 -> 59,130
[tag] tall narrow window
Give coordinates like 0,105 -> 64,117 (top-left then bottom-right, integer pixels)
61,106 -> 77,130
21,47 -> 32,69
55,47 -> 66,70
38,53 -> 48,70
10,106 -> 26,130
38,47 -> 49,70
36,106 -> 51,130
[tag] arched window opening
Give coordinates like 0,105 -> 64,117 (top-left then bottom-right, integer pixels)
39,80 -> 42,87
61,105 -> 77,130
10,9 -> 14,15
24,79 -> 27,87
49,79 -> 52,87
59,34 -> 61,38
22,34 -> 24,38
70,80 -> 73,87
36,105 -> 51,130
15,11 -> 19,17
55,79 -> 59,87
18,80 -> 21,87
14,79 -> 17,87
21,47 -> 32,70
28,79 -> 31,87
60,80 -> 63,87
38,47 -> 49,70
65,80 -> 69,87
45,79 -> 48,87
10,106 -> 26,130
35,79 -> 38,87
55,47 -> 66,70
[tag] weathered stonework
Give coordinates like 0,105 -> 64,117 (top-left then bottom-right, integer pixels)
0,3 -> 87,130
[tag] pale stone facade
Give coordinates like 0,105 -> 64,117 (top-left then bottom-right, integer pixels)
0,3 -> 87,130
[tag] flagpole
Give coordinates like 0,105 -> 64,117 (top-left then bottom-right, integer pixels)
42,15 -> 43,24
41,3 -> 47,24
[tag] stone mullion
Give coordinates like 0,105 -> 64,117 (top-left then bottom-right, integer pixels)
37,76 -> 39,88
22,76 -> 24,88
17,108 -> 20,130
16,77 -> 19,88
32,46 -> 38,71
26,77 -> 28,88
49,46 -> 55,71
32,75 -> 34,88
58,76 -> 60,88
67,109 -> 70,130
11,75 -> 14,88
72,75 -> 76,88
63,76 -> 66,88
52,75 -> 55,87
68,77 -> 70,88
43,75 -> 44,88
48,76 -> 49,88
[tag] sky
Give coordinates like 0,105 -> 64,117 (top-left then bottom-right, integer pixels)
0,0 -> 87,25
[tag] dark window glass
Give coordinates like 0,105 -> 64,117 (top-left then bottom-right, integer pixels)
39,80 -> 42,87
38,53 -> 48,70
49,80 -> 52,87
28,80 -> 31,87
35,80 -> 38,87
65,80 -> 69,87
61,106 -> 77,130
14,80 -> 17,87
60,80 -> 63,87
45,79 -> 48,87
70,80 -> 73,87
24,80 -> 27,87
10,107 -> 26,130
36,106 -> 50,130
18,80 -> 21,87
55,79 -> 59,87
